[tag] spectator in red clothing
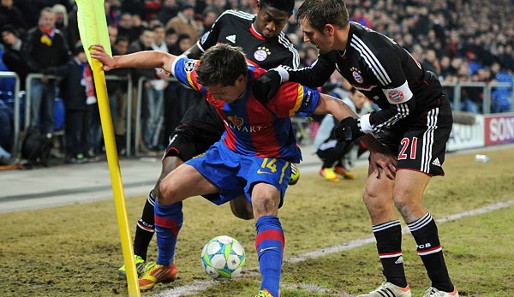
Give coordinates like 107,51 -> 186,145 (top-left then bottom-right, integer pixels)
350,8 -> 371,28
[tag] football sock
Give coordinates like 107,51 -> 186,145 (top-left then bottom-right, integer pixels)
255,215 -> 284,297
154,199 -> 183,266
372,220 -> 408,288
133,191 -> 157,260
408,212 -> 454,292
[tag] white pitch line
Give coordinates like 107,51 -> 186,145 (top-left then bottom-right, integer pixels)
151,199 -> 514,297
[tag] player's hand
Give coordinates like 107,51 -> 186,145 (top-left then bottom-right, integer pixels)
89,44 -> 115,71
252,69 -> 282,103
369,150 -> 397,180
335,117 -> 364,142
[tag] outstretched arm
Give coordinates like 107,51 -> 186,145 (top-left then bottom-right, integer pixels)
90,44 -> 178,72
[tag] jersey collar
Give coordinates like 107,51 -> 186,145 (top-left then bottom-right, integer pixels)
250,23 -> 265,41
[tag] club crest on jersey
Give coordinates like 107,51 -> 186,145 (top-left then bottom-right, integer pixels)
352,71 -> 364,83
387,90 -> 405,102
184,60 -> 196,72
200,32 -> 210,44
227,115 -> 244,127
254,46 -> 271,62
350,67 -> 364,83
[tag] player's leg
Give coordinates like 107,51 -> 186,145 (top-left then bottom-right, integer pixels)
245,157 -> 290,297
395,130 -> 456,295
358,166 -> 411,297
133,156 -> 183,260
139,163 -> 219,291
230,194 -> 254,220
119,129 -> 190,278
393,170 -> 456,296
252,183 -> 284,297
230,162 -> 300,220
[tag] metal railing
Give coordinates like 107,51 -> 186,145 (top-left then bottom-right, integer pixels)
23,73 -> 133,156
105,75 -> 133,156
3,70 -> 513,159
24,73 -> 60,131
134,76 -> 178,156
0,71 -> 20,156
441,81 -> 514,114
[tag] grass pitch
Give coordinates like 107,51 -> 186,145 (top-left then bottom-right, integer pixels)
1,146 -> 513,296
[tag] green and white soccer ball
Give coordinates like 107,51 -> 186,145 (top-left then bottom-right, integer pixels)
201,235 -> 246,279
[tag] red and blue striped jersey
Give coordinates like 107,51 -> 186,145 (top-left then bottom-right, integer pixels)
171,56 -> 320,162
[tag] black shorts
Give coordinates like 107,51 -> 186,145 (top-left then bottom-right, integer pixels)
163,124 -> 224,161
376,95 -> 453,176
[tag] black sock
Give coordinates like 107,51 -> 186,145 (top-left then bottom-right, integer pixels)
372,220 -> 408,288
409,212 -> 454,292
133,191 -> 156,260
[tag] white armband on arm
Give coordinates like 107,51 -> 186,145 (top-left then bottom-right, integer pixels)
359,113 -> 373,133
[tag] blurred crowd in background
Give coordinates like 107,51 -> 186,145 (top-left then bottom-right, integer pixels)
0,0 -> 513,166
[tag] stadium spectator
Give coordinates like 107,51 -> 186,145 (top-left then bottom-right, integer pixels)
166,32 -> 200,136
156,0 -> 179,26
107,25 -> 118,47
165,3 -> 200,44
44,44 -> 95,163
200,5 -> 221,33
126,27 -> 158,154
52,4 -> 74,50
21,7 -> 71,137
142,0 -> 162,22
107,36 -> 131,154
142,24 -> 169,151
104,0 -> 121,27
117,12 -> 139,43
1,25 -> 29,90
91,42 -> 395,296
0,0 -> 29,35
254,0 -> 458,296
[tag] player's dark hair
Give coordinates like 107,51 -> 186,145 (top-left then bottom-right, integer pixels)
196,44 -> 248,87
297,0 -> 349,32
259,0 -> 295,14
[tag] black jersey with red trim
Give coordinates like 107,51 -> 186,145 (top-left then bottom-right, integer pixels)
287,22 -> 444,133
198,10 -> 300,70
179,10 -> 300,134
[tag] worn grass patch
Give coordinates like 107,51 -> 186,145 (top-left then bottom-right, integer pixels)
1,147 -> 513,296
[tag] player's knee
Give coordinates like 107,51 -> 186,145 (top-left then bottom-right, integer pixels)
393,194 -> 423,220
363,189 -> 390,215
158,182 -> 176,205
252,196 -> 279,217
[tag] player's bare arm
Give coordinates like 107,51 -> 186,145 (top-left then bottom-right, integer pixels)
90,44 -> 177,72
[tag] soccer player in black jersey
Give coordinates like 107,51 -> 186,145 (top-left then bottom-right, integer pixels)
254,1 -> 458,296
118,0 -> 301,279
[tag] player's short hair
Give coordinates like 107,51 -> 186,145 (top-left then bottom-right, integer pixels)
297,0 -> 349,32
259,0 -> 295,15
196,44 -> 247,87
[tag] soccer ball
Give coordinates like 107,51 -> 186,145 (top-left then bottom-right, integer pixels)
201,235 -> 246,279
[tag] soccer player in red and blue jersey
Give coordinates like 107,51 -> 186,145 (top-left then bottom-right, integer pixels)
91,43 -> 396,296
120,1 -> 300,278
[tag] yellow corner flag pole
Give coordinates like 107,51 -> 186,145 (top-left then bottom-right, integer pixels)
75,1 -> 140,296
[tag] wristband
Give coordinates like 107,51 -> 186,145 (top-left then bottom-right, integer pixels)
359,113 -> 373,133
